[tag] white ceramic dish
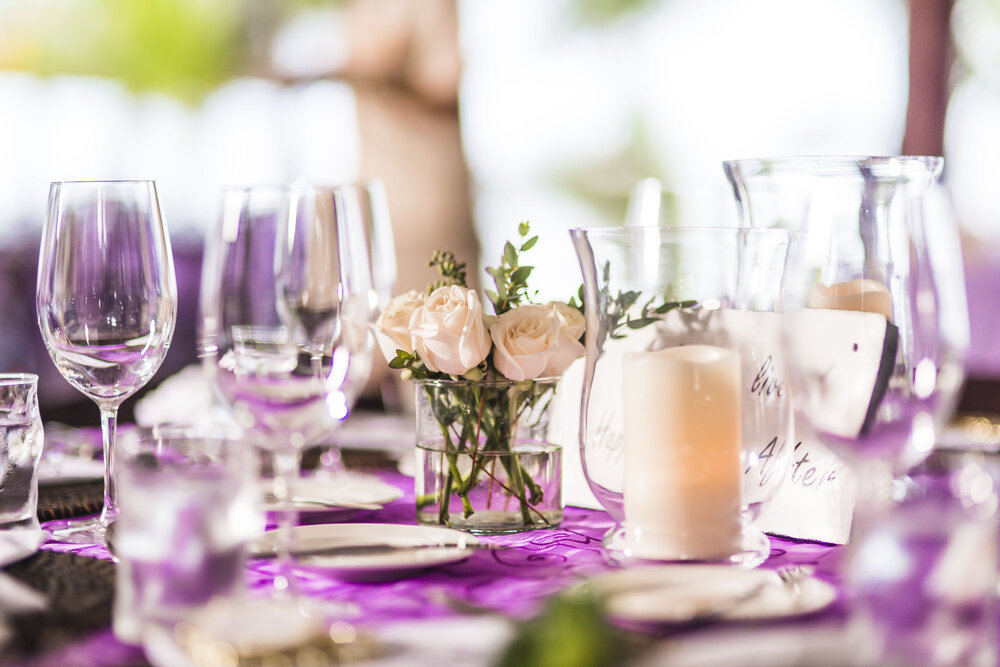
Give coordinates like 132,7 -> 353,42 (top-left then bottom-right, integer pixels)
37,456 -> 105,485
260,473 -> 403,513
584,565 -> 837,625
251,523 -> 480,581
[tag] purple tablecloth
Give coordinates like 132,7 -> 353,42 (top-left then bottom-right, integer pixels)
36,470 -> 844,666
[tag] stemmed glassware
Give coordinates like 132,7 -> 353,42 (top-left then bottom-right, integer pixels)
353,180 -> 397,317
302,181 -> 394,421
311,181 -> 397,472
199,184 -> 372,596
36,180 -> 177,545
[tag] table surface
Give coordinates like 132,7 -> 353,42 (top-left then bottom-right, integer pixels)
4,442 -> 847,667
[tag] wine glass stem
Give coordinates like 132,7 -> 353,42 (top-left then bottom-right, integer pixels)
272,449 -> 302,597
98,405 -> 120,526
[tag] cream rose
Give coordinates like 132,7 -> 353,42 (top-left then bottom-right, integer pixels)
490,305 -> 557,380
543,301 -> 586,376
489,303 -> 582,381
374,290 -> 425,362
410,285 -> 492,375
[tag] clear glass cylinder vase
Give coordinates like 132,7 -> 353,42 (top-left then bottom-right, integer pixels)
414,378 -> 563,534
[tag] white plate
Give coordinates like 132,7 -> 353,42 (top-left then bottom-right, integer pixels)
584,565 -> 837,625
38,456 -> 105,485
260,472 -> 403,513
251,523 -> 479,581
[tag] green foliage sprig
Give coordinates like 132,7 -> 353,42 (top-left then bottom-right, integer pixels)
485,221 -> 539,315
427,250 -> 468,291
599,263 -> 698,340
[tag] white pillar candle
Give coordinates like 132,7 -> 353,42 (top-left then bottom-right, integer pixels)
622,344 -> 743,561
808,279 -> 893,321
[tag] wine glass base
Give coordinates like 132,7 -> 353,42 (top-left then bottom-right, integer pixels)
600,524 -> 771,569
46,516 -> 109,546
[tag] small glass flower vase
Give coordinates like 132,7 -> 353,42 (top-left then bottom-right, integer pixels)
414,378 -> 563,534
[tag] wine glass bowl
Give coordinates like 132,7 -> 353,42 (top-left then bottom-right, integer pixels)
36,180 -> 177,544
284,181 -> 393,471
341,179 -> 396,318
202,186 -> 355,447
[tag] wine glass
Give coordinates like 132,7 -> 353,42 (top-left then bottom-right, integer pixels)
283,181 -> 391,414
726,157 -> 969,502
37,180 -> 177,545
354,179 -> 397,316
310,180 -> 397,472
199,184 -> 372,596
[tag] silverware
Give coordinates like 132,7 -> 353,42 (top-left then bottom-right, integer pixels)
685,580 -> 770,622
690,565 -> 814,622
255,541 -> 502,559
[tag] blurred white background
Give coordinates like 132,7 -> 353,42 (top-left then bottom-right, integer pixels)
2,0 -> 1000,416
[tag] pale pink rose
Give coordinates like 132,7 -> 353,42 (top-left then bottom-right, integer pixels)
543,301 -> 586,376
374,290 -> 425,362
489,304 -> 562,381
410,285 -> 492,375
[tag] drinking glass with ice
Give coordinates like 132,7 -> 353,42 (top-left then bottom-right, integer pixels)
112,427 -> 263,646
0,373 -> 43,531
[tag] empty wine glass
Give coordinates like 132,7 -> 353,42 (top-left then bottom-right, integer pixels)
277,182 -> 388,413
37,180 -> 177,545
354,179 -> 397,316
200,184 -> 372,596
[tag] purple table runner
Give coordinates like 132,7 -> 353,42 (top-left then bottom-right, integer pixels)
251,471 -> 844,625
35,470 -> 844,665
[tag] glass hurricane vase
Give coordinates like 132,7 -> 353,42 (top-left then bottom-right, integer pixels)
414,378 -> 564,534
571,226 -> 798,567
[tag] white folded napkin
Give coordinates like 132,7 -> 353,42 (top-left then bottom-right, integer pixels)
0,528 -> 49,615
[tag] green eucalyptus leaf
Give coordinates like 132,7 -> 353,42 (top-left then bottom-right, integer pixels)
504,241 -> 517,267
626,317 -> 658,329
619,291 -> 640,310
